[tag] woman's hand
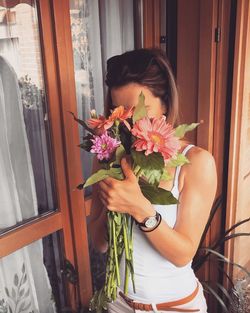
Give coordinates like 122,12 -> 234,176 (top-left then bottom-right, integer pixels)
98,157 -> 155,222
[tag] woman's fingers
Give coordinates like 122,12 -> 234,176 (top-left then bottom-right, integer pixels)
98,180 -> 110,192
100,177 -> 117,186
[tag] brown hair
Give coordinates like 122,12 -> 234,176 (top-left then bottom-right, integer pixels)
105,48 -> 179,126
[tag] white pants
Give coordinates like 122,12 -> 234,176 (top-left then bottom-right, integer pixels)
107,281 -> 208,313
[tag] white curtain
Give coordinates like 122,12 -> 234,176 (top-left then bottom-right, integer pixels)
69,0 -> 135,292
70,0 -> 134,187
0,56 -> 56,313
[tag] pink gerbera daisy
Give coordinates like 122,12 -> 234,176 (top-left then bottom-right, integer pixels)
131,116 -> 180,163
90,132 -> 120,161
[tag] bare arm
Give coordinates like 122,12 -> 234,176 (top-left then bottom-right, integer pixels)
88,157 -> 109,253
98,148 -> 217,266
140,148 -> 217,266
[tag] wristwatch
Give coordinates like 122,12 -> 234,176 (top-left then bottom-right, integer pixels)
135,211 -> 162,231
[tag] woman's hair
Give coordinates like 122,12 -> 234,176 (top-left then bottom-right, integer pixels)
105,48 -> 179,126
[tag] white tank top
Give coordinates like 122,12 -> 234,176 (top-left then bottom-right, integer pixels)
119,144 -> 198,303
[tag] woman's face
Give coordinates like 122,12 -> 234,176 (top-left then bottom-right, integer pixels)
111,83 -> 166,118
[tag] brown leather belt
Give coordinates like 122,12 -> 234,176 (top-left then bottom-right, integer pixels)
119,282 -> 200,312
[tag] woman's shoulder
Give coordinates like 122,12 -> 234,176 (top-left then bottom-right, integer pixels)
185,145 -> 215,166
182,144 -> 217,184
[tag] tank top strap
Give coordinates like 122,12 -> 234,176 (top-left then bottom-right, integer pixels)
172,144 -> 195,192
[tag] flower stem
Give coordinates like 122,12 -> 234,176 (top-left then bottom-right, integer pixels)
123,214 -> 131,294
112,218 -> 121,286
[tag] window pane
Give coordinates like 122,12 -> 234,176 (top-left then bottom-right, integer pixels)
69,0 -> 135,192
0,231 -> 68,313
0,1 -> 57,233
69,0 -> 135,293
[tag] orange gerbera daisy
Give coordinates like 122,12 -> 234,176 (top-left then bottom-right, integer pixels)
87,115 -> 113,135
87,106 -> 134,134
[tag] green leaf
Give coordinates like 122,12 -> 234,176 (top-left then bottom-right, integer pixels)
174,123 -> 199,138
78,134 -> 94,152
113,213 -> 122,226
113,144 -> 126,165
132,150 -> 164,170
166,153 -> 190,168
76,183 -> 84,190
141,168 -> 163,186
139,182 -> 178,205
68,111 -> 95,134
160,168 -> 172,181
84,168 -> 124,188
132,92 -> 147,123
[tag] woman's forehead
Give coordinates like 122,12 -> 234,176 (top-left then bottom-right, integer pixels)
111,83 -> 151,107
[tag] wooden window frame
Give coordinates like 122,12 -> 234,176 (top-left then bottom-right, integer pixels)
0,0 -> 92,309
224,0 -> 250,287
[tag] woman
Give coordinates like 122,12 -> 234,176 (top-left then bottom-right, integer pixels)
88,49 -> 217,313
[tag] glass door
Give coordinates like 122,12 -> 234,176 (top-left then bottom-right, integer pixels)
68,0 -> 138,296
0,0 -> 91,311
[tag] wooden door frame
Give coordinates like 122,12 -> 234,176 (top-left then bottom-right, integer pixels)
143,0 -> 233,310
50,0 -> 92,306
0,0 -> 92,309
224,0 -> 250,287
143,0 -> 161,48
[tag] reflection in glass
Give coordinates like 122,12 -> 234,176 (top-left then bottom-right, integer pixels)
69,0 -> 135,294
69,0 -> 135,189
0,1 -> 57,233
0,231 -> 67,313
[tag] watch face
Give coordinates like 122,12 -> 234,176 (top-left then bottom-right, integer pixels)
145,216 -> 157,228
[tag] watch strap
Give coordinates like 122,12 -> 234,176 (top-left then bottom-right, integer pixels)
138,213 -> 162,232
135,211 -> 161,227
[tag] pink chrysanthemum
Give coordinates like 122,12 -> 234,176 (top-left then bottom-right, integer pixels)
90,132 -> 120,161
131,116 -> 180,163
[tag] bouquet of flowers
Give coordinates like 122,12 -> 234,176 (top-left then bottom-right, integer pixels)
71,93 -> 198,312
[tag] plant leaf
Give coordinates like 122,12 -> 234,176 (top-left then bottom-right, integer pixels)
4,287 -> 10,297
113,213 -> 122,226
174,123 -> 199,138
212,232 -> 250,250
78,134 -> 94,152
23,273 -> 27,284
139,182 -> 178,205
160,168 -> 172,181
14,274 -> 19,287
11,287 -> 16,299
132,150 -> 164,171
166,153 -> 190,168
215,282 -> 233,304
224,216 -> 250,236
201,248 -> 250,276
19,288 -> 25,298
84,168 -> 124,188
112,144 -> 126,166
202,282 -> 229,313
140,168 -> 163,186
68,111 -> 95,134
132,92 -> 147,123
